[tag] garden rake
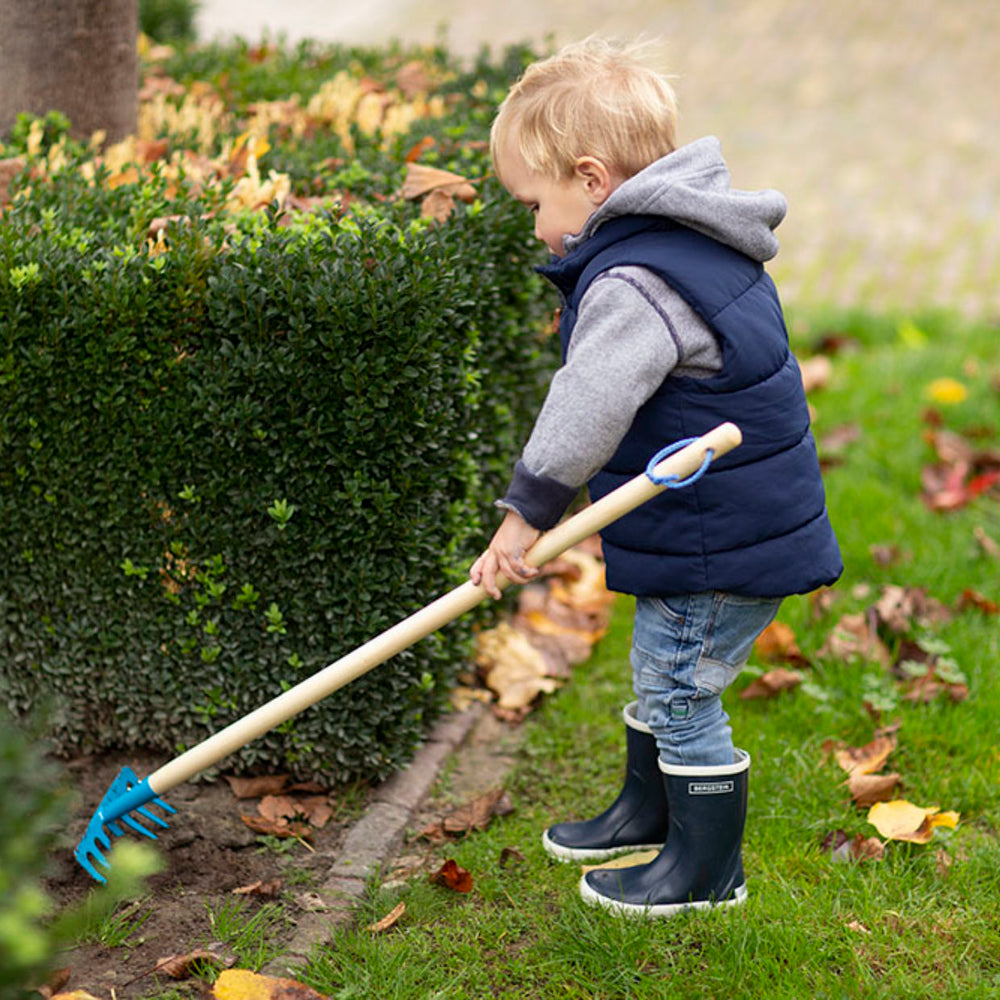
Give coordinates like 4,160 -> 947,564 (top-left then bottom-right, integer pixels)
75,422 -> 742,882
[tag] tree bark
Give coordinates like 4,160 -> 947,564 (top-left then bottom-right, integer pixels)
0,0 -> 138,143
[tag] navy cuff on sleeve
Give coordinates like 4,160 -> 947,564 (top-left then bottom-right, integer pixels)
499,461 -> 580,531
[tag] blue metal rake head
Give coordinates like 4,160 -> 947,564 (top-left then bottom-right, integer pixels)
74,766 -> 176,883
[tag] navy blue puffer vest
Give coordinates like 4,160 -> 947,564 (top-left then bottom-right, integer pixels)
538,215 -> 842,597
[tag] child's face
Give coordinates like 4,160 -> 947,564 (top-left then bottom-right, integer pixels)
499,140 -> 606,257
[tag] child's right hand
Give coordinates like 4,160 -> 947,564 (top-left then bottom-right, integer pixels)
470,509 -> 542,600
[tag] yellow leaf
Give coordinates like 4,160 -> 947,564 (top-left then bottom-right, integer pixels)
867,800 -> 958,843
581,849 -> 659,874
924,377 -> 968,405
212,969 -> 326,1000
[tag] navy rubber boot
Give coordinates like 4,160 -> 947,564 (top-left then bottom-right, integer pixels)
579,750 -> 750,917
542,703 -> 669,863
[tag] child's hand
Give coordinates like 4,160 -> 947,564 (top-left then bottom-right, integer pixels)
470,510 -> 542,599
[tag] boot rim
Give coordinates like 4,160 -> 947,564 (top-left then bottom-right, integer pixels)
658,748 -> 750,777
622,701 -> 654,736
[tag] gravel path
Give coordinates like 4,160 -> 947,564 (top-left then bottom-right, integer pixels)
197,0 -> 1000,315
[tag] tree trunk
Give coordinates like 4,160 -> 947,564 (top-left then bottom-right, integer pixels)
0,0 -> 138,144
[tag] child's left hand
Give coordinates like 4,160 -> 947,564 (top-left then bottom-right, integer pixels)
470,510 -> 542,599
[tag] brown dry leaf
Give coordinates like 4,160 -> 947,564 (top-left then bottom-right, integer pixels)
846,919 -> 871,934
819,422 -> 861,456
499,846 -> 527,868
400,162 -> 477,202
867,800 -> 959,843
739,667 -> 803,700
956,588 -> 999,614
50,993 -> 104,1000
753,621 -> 809,666
832,733 -> 897,776
847,771 -> 901,807
367,901 -> 406,933
936,848 -> 953,878
875,585 -> 952,633
818,611 -> 892,667
232,878 -> 283,897
240,813 -> 311,840
429,858 -> 474,893
546,548 -> 614,616
213,969 -> 328,1000
152,949 -> 226,979
258,794 -> 302,824
395,60 -> 434,97
420,187 -> 456,222
226,774 -> 289,799
869,544 -> 903,567
820,829 -> 885,863
420,787 -> 513,842
476,622 -> 560,710
36,968 -> 71,1000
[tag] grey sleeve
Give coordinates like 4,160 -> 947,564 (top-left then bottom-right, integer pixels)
498,267 -> 721,529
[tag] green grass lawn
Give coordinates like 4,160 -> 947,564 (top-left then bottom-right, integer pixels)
298,311 -> 1000,999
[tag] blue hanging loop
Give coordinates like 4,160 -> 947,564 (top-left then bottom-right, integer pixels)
644,438 -> 715,488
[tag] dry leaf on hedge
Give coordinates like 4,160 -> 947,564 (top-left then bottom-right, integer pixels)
739,667 -> 803,700
367,901 -> 406,933
429,858 -> 474,893
846,771 -> 901,807
213,969 -> 327,1000
400,162 -> 477,202
867,800 -> 959,843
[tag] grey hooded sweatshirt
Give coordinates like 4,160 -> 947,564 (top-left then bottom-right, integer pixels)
502,136 -> 788,525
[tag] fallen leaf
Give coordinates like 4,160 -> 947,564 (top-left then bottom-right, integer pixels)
582,849 -> 659,874
232,878 -> 283,897
974,525 -> 1000,558
153,949 -> 226,979
846,919 -> 871,934
35,968 -> 71,1000
874,585 -> 951,633
739,667 -> 803,700
846,771 -> 901,807
476,622 -> 561,710
367,900 -> 406,933
499,846 -> 526,868
832,733 -> 897,776
429,858 -> 474,893
226,774 -> 289,799
240,813 -> 311,839
818,611 -> 892,667
867,800 -> 959,843
420,787 -> 513,841
213,969 -> 327,1000
753,621 -> 809,666
820,829 -> 885,862
956,588 -> 999,614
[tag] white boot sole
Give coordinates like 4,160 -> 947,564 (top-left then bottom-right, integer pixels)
542,830 -> 663,863
579,876 -> 748,917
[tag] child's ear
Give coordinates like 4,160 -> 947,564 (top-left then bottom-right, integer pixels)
574,157 -> 618,205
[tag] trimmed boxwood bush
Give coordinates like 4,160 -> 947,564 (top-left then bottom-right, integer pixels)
0,40 -> 554,781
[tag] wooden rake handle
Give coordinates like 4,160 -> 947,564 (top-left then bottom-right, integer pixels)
147,422 -> 742,796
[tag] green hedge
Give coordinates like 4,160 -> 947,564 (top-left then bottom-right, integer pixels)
0,41 -> 554,781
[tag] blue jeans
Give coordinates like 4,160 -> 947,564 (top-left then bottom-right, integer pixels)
631,593 -> 782,767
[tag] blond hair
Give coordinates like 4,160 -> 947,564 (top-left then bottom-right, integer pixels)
491,37 -> 678,183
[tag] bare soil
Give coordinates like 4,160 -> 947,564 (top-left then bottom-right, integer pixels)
44,749 -> 356,999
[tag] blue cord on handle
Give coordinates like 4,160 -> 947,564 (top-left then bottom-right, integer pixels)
644,438 -> 715,488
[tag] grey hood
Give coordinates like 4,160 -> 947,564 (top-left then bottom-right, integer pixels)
565,136 -> 787,262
